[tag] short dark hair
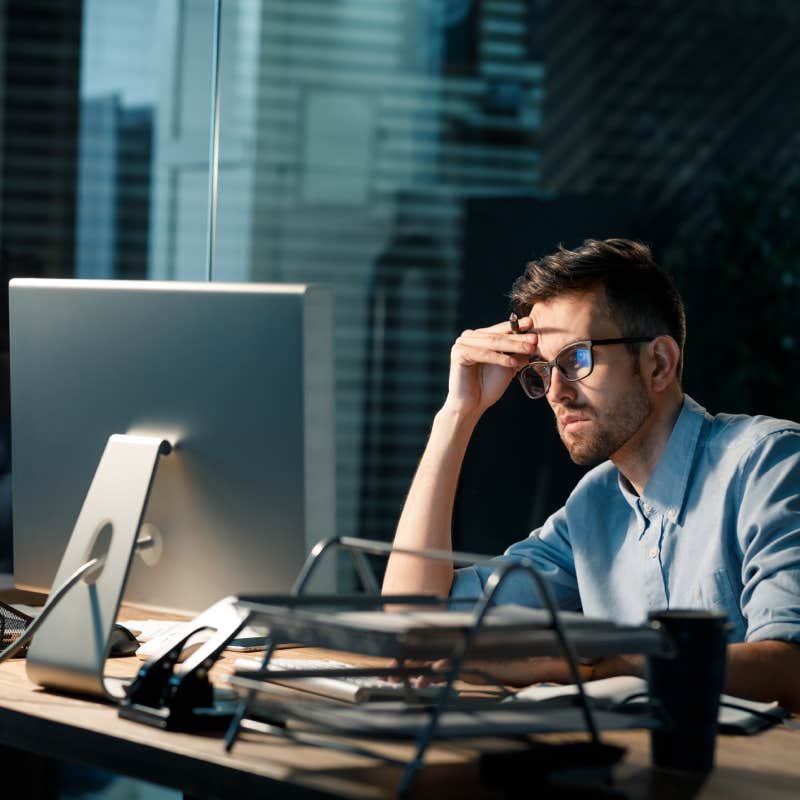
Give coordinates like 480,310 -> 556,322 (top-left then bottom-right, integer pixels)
510,238 -> 686,379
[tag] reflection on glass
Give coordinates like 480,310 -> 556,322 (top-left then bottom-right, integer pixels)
215,0 -> 544,549
63,0 -> 800,566
76,0 -> 159,280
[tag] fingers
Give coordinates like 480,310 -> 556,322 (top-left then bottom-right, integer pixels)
409,658 -> 508,687
456,330 -> 536,353
411,658 -> 450,688
387,659 -> 450,688
453,325 -> 537,367
387,658 -> 434,685
466,317 -> 535,339
482,316 -> 534,334
458,315 -> 536,347
391,655 -> 583,691
451,343 -> 529,371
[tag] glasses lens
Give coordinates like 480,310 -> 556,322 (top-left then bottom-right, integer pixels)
518,363 -> 549,399
558,343 -> 592,380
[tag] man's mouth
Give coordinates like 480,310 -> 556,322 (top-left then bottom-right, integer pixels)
559,414 -> 592,431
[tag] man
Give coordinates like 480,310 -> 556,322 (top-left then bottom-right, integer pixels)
382,238 -> 800,710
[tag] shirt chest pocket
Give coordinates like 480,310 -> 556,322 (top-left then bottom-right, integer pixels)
696,569 -> 746,643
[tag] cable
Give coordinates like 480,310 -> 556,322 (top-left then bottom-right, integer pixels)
0,557 -> 103,663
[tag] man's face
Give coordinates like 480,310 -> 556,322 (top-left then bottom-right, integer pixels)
529,290 -> 653,466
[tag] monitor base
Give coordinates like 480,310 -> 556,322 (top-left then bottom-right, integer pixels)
25,434 -> 171,701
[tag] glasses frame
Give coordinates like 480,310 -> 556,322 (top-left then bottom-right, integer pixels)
518,337 -> 655,399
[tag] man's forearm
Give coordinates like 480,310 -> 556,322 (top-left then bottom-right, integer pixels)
382,405 -> 480,597
723,640 -> 800,712
594,639 -> 800,712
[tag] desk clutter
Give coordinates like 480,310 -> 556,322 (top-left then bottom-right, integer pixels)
5,536 -> 793,797
110,537 -> 677,795
124,616 -> 268,660
233,655 -> 455,703
222,591 -> 668,794
512,675 -> 790,735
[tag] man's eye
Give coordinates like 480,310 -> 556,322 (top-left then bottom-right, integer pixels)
561,346 -> 591,374
574,348 -> 591,369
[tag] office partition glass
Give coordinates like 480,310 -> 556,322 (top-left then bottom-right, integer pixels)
212,0 -> 545,549
76,0 -> 218,282
211,0 -> 800,557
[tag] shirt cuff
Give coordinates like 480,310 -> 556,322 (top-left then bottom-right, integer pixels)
746,619 -> 800,645
450,565 -> 483,600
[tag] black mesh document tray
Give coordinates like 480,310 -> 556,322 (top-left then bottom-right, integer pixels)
228,694 -> 661,741
234,595 -> 669,662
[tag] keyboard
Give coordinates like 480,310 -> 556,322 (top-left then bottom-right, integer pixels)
235,656 -> 451,703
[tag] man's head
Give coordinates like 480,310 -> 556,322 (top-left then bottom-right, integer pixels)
510,239 -> 686,467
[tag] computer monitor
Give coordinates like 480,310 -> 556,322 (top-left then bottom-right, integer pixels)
9,278 -> 335,615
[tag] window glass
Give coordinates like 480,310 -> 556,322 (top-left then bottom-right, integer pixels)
76,0 -> 160,279
2,0 -> 798,568
214,0 -> 545,547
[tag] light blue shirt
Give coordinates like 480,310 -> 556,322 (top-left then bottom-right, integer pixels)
451,395 -> 800,644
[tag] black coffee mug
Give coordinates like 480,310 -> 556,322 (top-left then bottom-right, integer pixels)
646,609 -> 729,773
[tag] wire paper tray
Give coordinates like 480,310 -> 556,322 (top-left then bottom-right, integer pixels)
181,537 -> 673,796
234,595 -> 669,661
0,601 -> 33,650
230,692 -> 662,740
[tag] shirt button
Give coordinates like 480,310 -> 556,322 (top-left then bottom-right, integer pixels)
649,547 -> 658,559
644,503 -> 653,513
668,508 -> 677,520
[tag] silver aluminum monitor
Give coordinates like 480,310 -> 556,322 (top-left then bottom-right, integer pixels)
9,279 -> 335,615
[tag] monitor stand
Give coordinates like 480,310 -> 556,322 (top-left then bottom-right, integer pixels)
26,434 -> 171,701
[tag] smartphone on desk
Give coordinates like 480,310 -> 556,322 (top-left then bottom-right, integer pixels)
225,639 -> 268,652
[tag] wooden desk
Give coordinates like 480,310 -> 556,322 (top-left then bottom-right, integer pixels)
0,593 -> 798,799
0,653 -> 527,800
1,654 -> 799,800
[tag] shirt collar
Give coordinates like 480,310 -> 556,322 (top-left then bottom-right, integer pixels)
616,394 -> 707,521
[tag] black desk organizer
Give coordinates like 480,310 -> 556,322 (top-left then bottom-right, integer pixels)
224,537 -> 671,796
119,595 -> 252,731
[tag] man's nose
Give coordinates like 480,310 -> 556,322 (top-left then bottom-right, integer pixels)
548,366 -> 577,404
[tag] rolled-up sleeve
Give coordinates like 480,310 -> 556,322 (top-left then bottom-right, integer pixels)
450,504 -> 581,610
737,430 -> 800,644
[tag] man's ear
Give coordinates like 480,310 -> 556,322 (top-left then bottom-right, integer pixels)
648,335 -> 681,391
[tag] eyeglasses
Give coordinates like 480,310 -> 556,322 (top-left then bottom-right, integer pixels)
517,337 -> 655,399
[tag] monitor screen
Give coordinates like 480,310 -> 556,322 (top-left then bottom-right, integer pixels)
9,279 -> 335,615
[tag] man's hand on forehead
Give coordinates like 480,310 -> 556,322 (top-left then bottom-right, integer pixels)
510,313 -> 542,358
508,312 -> 533,333
445,314 -> 540,416
454,319 -> 537,364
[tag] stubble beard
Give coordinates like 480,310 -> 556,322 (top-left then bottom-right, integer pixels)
557,376 -> 653,467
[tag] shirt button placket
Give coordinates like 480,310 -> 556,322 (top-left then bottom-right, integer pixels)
636,506 -> 647,539
642,509 -> 668,609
